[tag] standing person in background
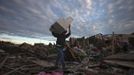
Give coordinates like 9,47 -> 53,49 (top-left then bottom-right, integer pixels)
51,25 -> 71,70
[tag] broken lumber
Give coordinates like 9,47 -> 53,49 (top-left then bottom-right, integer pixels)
0,55 -> 9,69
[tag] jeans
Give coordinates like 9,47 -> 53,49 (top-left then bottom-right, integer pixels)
55,47 -> 65,69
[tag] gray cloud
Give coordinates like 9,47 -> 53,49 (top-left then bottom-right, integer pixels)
0,0 -> 134,40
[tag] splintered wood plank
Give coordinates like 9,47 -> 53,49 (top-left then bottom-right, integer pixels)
31,59 -> 54,67
4,65 -> 26,75
104,60 -> 134,68
0,55 -> 9,69
105,53 -> 134,61
3,65 -> 25,75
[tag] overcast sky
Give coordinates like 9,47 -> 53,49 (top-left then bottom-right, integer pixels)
0,0 -> 134,44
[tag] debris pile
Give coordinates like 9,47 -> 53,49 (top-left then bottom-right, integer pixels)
0,41 -> 54,75
0,32 -> 134,75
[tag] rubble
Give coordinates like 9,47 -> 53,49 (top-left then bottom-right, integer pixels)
0,41 -> 52,75
104,53 -> 134,75
0,32 -> 134,75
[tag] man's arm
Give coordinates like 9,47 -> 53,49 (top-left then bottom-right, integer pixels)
66,25 -> 71,38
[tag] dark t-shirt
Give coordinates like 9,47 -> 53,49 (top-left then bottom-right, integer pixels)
52,32 -> 71,46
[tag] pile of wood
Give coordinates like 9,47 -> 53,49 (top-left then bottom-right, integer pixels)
103,53 -> 134,75
0,41 -> 133,75
104,53 -> 134,69
0,49 -> 55,75
0,42 -> 54,75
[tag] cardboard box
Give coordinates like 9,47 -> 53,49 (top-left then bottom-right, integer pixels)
50,17 -> 73,34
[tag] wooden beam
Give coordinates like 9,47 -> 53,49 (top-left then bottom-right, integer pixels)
3,65 -> 25,75
0,55 -> 9,69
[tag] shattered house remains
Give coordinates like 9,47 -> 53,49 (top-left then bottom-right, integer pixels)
0,33 -> 134,75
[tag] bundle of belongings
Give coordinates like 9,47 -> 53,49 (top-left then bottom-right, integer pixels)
50,17 -> 73,34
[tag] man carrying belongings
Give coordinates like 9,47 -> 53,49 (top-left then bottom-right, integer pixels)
50,17 -> 73,70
